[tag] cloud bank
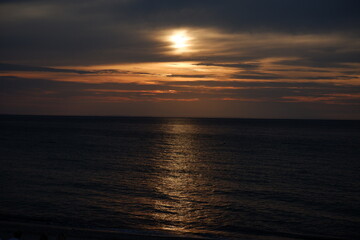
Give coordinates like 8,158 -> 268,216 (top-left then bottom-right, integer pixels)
0,0 -> 359,118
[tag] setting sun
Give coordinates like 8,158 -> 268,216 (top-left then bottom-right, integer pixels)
169,30 -> 191,52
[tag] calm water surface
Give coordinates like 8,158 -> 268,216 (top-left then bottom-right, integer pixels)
0,116 -> 359,239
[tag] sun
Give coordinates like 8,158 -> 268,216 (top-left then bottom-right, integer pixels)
169,30 -> 191,52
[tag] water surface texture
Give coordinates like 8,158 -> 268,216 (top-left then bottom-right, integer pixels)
1,116 -> 359,239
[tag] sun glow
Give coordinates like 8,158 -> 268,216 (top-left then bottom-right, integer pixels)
169,30 -> 191,52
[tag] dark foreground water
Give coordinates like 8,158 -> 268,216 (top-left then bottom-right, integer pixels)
0,115 -> 359,239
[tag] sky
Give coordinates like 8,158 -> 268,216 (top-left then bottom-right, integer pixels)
0,0 -> 359,119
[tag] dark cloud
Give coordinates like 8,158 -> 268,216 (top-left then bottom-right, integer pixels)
0,63 -> 150,75
194,62 -> 259,70
0,0 -> 359,65
81,0 -> 360,32
160,80 -> 360,92
230,73 -> 283,80
231,73 -> 355,81
166,74 -> 210,78
269,68 -> 331,73
276,54 -> 360,69
2,0 -> 359,32
0,63 -> 94,74
0,76 -> 180,95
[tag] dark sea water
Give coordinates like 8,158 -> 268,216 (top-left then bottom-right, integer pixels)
0,115 -> 359,239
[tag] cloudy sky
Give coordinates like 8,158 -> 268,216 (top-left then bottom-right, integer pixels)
1,0 -> 359,119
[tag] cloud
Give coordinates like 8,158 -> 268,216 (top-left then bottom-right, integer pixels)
166,74 -> 210,78
0,63 -> 94,74
281,94 -> 360,105
0,1 -> 359,118
0,63 -> 152,75
2,75 -> 358,102
0,1 -> 359,66
1,75 -> 359,118
230,73 -> 283,80
275,56 -> 360,69
194,62 -> 259,70
74,0 -> 360,32
0,76 -> 180,96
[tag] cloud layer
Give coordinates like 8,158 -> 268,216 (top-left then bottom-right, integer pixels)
0,0 -> 359,118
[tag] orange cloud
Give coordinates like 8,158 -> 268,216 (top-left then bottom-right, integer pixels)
282,94 -> 360,104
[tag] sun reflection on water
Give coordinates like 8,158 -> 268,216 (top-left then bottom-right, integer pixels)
149,120 -> 211,234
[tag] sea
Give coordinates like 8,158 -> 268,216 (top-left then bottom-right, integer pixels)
0,115 -> 359,240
